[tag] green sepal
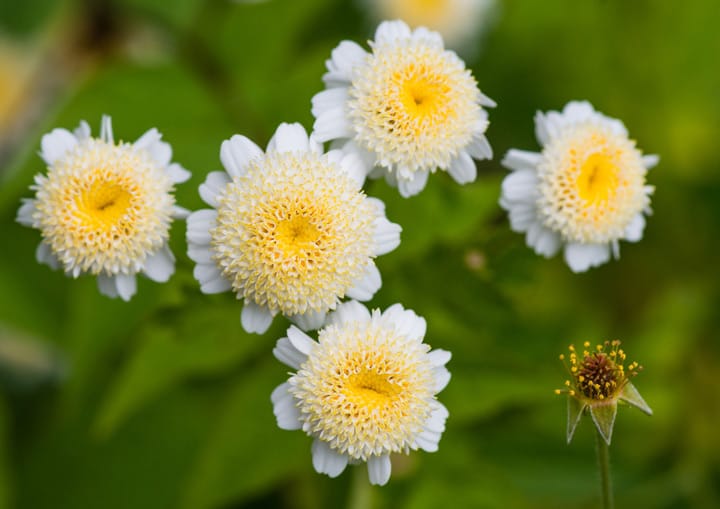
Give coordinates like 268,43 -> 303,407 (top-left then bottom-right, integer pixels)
566,396 -> 586,444
590,402 -> 618,445
619,381 -> 653,415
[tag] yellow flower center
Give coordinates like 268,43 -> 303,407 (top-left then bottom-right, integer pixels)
576,152 -> 619,204
211,152 -> 376,316
33,139 -> 175,275
290,319 -> 437,459
76,179 -> 134,231
344,370 -> 402,411
537,124 -> 649,244
348,36 -> 483,175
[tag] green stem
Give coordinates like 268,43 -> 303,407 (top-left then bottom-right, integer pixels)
347,466 -> 373,509
595,429 -> 614,509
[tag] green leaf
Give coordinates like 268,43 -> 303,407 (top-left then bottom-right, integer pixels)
180,358 -> 308,509
590,403 -> 618,445
566,396 -> 585,444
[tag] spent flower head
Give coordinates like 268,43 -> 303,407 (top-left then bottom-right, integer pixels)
271,300 -> 451,485
556,340 -> 652,445
16,115 -> 190,301
500,101 -> 657,272
186,123 -> 401,335
312,19 -> 494,198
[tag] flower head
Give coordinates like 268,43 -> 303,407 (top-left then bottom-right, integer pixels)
312,20 -> 494,198
363,0 -> 497,52
271,301 -> 450,485
186,123 -> 401,334
500,101 -> 658,272
556,340 -> 652,445
16,116 -> 190,301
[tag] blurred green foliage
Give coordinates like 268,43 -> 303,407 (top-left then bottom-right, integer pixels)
1,0 -> 719,508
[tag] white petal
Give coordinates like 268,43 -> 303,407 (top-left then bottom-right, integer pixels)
199,171 -> 231,208
16,199 -> 36,227
74,120 -> 91,140
40,128 -> 77,165
372,216 -> 401,255
167,163 -> 191,183
345,263 -> 381,301
198,271 -> 232,294
433,366 -> 451,392
624,213 -> 646,242
290,309 -> 327,332
534,111 -> 560,145
501,169 -> 539,203
367,455 -> 391,486
503,201 -> 537,233
326,300 -> 371,327
479,92 -> 497,108
35,242 -> 60,270
323,41 -> 367,85
466,135 -> 493,160
414,430 -> 443,452
397,170 -> 429,198
564,243 -> 611,273
187,243 -> 213,264
97,273 -> 119,298
100,115 -> 114,143
411,26 -> 443,47
339,151 -> 367,189
642,154 -> 660,169
447,151 -> 477,185
115,273 -> 137,301
382,304 -> 426,341
172,205 -> 190,219
134,128 -> 172,166
186,209 -> 217,245
142,244 -> 175,282
562,101 -> 596,123
312,440 -> 348,478
272,337 -> 308,370
220,135 -> 263,178
267,122 -> 310,154
424,402 -> 449,433
427,349 -> 451,367
241,301 -> 274,334
311,88 -> 349,118
526,222 -> 561,257
501,149 -> 542,171
271,383 -> 302,430
530,221 -> 562,256
312,107 -> 353,143
286,326 -> 316,356
375,20 -> 411,44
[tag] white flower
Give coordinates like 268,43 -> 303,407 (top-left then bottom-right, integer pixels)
312,19 -> 494,198
16,115 -> 190,300
271,300 -> 451,486
362,0 -> 497,52
186,123 -> 401,335
500,101 -> 658,272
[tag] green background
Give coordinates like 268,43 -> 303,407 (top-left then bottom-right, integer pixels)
0,0 -> 718,507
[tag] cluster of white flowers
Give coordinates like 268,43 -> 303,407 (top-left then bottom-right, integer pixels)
16,15 -> 656,487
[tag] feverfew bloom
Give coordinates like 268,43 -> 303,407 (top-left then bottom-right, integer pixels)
500,101 -> 658,272
16,116 -> 190,301
363,0 -> 497,52
271,301 -> 450,485
187,123 -> 401,335
312,20 -> 494,198
556,340 -> 652,445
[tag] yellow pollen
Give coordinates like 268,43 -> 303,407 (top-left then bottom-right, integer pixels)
211,152 -> 376,316
348,35 -> 484,176
290,319 -> 439,460
537,124 -> 649,244
577,153 -> 619,204
33,138 -> 175,275
344,371 -> 402,411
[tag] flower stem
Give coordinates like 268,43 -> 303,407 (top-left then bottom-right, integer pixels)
595,429 -> 614,509
347,466 -> 373,509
